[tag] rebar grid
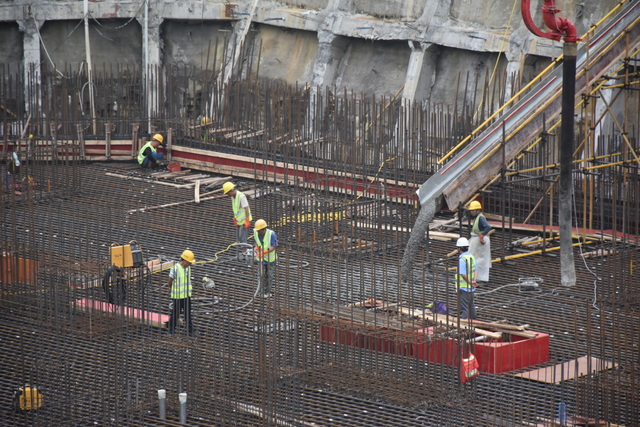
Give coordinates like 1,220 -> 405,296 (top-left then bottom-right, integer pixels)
1,157 -> 638,426
1,7 -> 639,422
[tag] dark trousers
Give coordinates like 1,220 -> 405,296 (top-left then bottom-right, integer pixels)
168,297 -> 193,334
458,290 -> 476,320
258,262 -> 276,295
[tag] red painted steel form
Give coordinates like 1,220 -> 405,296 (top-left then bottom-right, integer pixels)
521,0 -> 580,42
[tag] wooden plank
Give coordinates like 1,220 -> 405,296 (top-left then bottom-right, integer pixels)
72,298 -> 169,328
175,174 -> 210,181
398,307 -> 502,339
223,130 -> 251,139
104,172 -> 194,189
513,356 -> 617,383
198,176 -> 231,186
233,130 -> 264,141
470,320 -> 528,331
175,146 -> 417,189
84,155 -> 133,161
151,170 -> 193,179
580,248 -> 618,259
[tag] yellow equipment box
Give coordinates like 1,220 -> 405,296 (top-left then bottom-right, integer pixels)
110,242 -> 144,268
13,385 -> 43,412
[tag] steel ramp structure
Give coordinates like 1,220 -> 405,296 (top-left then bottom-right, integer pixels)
417,0 -> 640,211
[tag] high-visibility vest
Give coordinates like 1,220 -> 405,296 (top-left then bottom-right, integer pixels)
254,229 -> 277,263
137,141 -> 156,165
456,253 -> 476,289
472,212 -> 486,234
170,263 -> 192,299
232,191 -> 252,222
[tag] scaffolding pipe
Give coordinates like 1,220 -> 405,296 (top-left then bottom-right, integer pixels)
83,0 -> 97,135
158,389 -> 166,420
179,392 -> 187,424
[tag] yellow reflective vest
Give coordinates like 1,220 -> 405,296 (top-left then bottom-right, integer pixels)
456,253 -> 476,290
232,191 -> 252,222
254,229 -> 277,263
137,141 -> 156,165
170,263 -> 192,299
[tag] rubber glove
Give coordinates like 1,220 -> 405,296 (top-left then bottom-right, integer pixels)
244,218 -> 251,229
233,218 -> 238,226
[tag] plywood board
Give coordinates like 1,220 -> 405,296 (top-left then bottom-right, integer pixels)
514,356 -> 617,383
1,253 -> 39,285
73,298 -> 168,328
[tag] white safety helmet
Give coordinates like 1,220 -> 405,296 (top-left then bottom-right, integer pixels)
456,237 -> 469,247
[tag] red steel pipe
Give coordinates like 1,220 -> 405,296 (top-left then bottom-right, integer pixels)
521,0 -> 580,42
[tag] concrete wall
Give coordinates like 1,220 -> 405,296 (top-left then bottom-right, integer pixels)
334,38 -> 409,97
451,1 -> 618,35
0,22 -> 22,69
429,48 -> 505,106
278,0 -> 329,10
40,19 -> 141,71
0,0 -> 627,118
353,0 -> 427,21
251,24 -> 318,84
162,20 -> 232,70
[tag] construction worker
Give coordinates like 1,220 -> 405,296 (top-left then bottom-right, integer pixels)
137,133 -> 165,169
223,182 -> 252,255
167,250 -> 196,336
2,145 -> 20,190
466,200 -> 492,283
253,219 -> 278,298
200,116 -> 213,142
455,237 -> 477,320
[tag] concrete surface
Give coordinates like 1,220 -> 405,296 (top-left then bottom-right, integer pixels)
0,0 -> 624,112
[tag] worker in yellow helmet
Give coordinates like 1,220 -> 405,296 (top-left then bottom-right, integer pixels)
465,200 -> 492,283
137,134 -> 165,169
223,181 -> 252,257
167,249 -> 196,336
253,219 -> 278,298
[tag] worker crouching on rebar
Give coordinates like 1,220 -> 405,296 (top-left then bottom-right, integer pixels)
455,237 -> 478,320
167,250 -> 196,336
253,219 -> 278,298
137,133 -> 165,169
223,181 -> 252,257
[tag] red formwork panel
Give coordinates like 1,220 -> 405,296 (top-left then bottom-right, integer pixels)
320,324 -> 549,373
320,325 -> 414,357
73,298 -> 169,328
473,332 -> 550,373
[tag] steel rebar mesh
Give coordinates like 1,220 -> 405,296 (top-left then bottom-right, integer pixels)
1,154 -> 639,426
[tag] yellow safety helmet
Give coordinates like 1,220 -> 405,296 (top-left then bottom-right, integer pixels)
254,219 -> 267,231
223,182 -> 235,194
468,200 -> 482,211
181,250 -> 195,263
152,134 -> 164,144
201,116 -> 211,125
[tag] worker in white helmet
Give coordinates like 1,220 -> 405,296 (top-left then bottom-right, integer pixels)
253,219 -> 278,298
455,237 -> 477,320
167,249 -> 196,336
466,200 -> 492,283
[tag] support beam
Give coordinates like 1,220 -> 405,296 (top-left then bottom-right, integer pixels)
402,41 -> 439,102
18,17 -> 43,125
